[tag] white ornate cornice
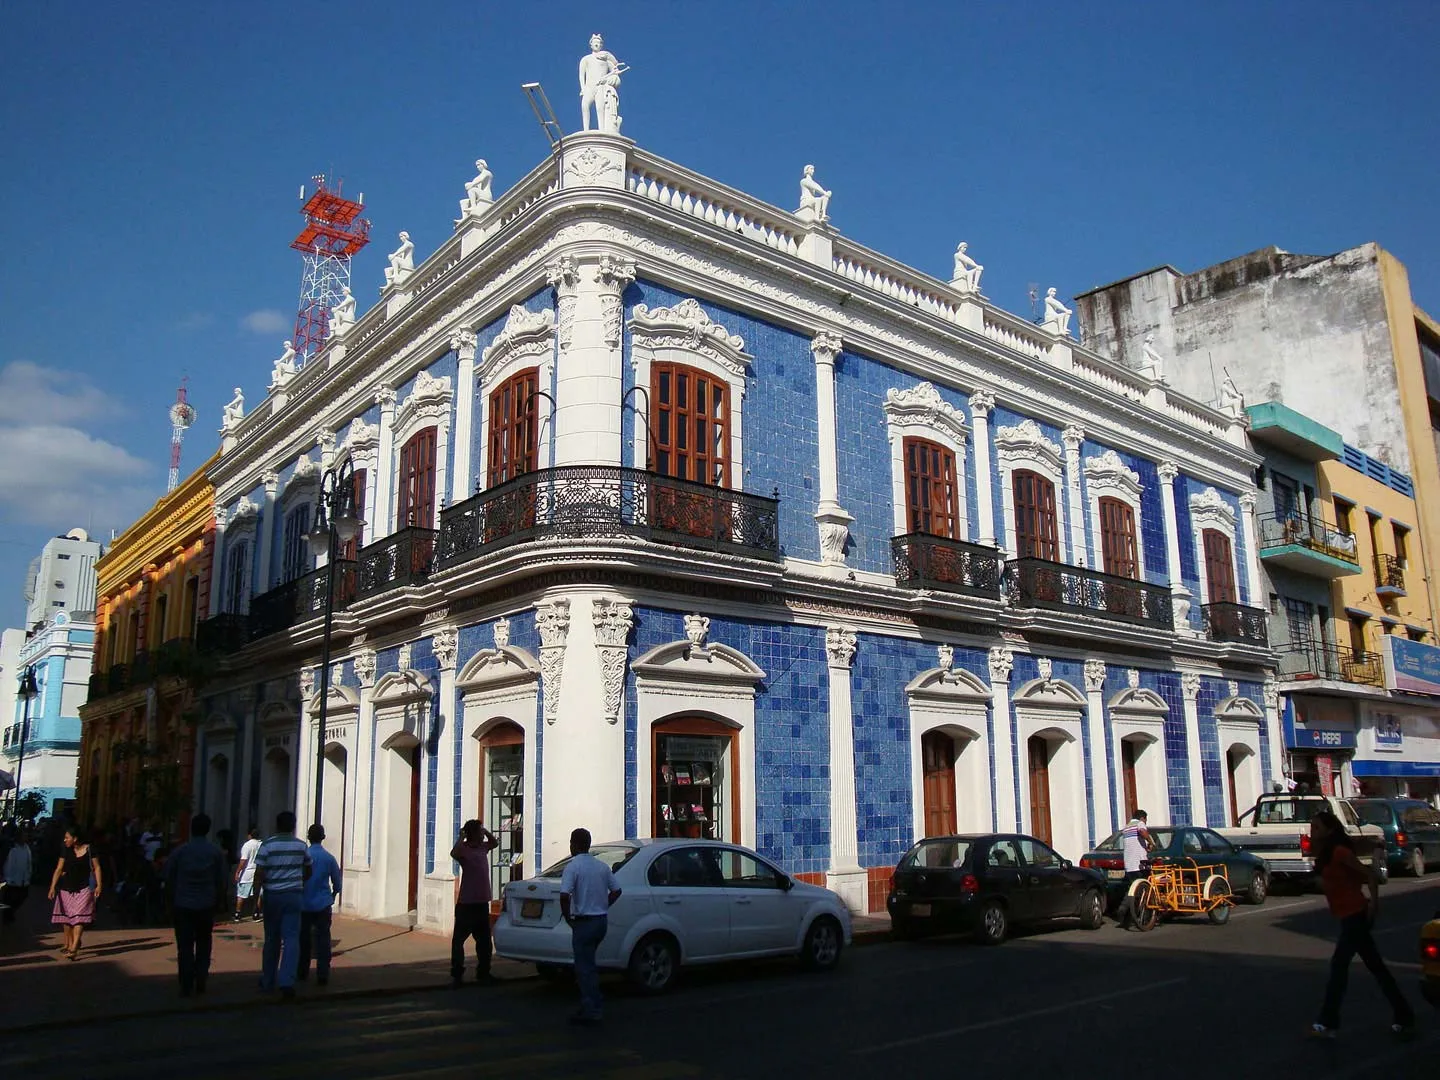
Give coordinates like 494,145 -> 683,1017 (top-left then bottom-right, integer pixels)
1189,487 -> 1237,531
882,382 -> 970,448
994,419 -> 1063,472
1084,449 -> 1143,501
479,304 -> 556,381
394,369 -> 454,444
629,299 -> 750,378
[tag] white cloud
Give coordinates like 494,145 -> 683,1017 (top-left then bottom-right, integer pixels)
0,424 -> 155,530
240,309 -> 290,334
0,361 -> 121,425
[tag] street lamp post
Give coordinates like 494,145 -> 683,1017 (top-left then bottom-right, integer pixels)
12,666 -> 38,820
306,460 -> 359,834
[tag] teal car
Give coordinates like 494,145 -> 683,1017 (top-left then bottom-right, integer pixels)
1080,825 -> 1270,908
1353,798 -> 1440,877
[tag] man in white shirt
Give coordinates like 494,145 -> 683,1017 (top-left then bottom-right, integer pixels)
1116,811 -> 1153,929
234,826 -> 262,922
559,827 -> 622,1025
2,828 -> 33,926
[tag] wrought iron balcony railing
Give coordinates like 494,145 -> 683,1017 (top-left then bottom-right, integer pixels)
437,466 -> 781,570
1374,553 -> 1406,593
1258,513 -> 1359,566
196,613 -> 250,656
891,532 -> 1003,597
249,561 -> 358,641
106,663 -> 130,694
1006,558 -> 1173,630
357,527 -> 438,599
1202,601 -> 1269,646
1276,640 -> 1384,686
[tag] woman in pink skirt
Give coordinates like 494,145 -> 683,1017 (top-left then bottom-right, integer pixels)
48,827 -> 102,959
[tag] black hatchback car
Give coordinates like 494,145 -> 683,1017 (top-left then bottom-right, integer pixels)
887,833 -> 1107,945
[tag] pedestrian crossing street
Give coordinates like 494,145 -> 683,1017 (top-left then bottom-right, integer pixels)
1,993 -> 708,1080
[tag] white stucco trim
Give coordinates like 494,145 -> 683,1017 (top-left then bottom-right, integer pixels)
390,371 -> 453,529
1189,487 -> 1240,606
1085,450 -> 1147,579
882,383 -> 971,538
368,669 -> 432,919
632,638 -> 765,850
995,420 -> 1067,560
476,305 -> 558,488
904,665 -> 992,843
1012,676 -> 1088,861
1215,695 -> 1265,827
1107,685 -> 1171,828
628,300 -> 750,486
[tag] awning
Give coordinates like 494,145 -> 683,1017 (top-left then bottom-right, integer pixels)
1351,759 -> 1440,778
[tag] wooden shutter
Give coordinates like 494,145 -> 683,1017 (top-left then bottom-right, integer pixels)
651,362 -> 729,485
1203,529 -> 1236,603
339,469 -> 367,561
1027,736 -> 1053,845
921,730 -> 958,836
397,428 -> 438,529
1099,497 -> 1139,579
1013,471 -> 1059,560
903,437 -> 960,539
488,368 -> 539,487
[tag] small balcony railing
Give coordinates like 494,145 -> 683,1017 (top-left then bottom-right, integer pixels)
196,613 -> 249,655
357,527 -> 438,599
1374,553 -> 1406,594
1202,602 -> 1269,646
1258,513 -> 1359,566
106,663 -> 130,694
1005,558 -> 1173,630
1276,640 -> 1384,686
249,560 -> 357,641
891,533 -> 1003,598
437,466 -> 781,570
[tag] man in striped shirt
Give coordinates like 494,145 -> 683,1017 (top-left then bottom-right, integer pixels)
255,810 -> 312,998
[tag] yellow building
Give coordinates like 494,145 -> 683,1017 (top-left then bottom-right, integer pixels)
77,455 -> 219,831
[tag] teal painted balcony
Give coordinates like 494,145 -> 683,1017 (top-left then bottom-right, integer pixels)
1257,513 -> 1361,579
1246,402 -> 1344,462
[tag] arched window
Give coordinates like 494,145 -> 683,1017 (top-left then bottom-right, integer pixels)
1012,470 -> 1059,560
651,362 -> 729,485
904,437 -> 960,539
1203,528 -> 1236,603
281,504 -> 312,583
225,541 -> 250,615
1099,496 -> 1139,579
397,427 -> 438,529
488,368 -> 539,487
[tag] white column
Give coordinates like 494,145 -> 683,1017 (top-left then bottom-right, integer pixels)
373,387 -> 397,535
1083,659 -> 1114,846
450,331 -> 478,502
1158,462 -> 1194,633
969,391 -> 996,547
811,333 -> 854,566
988,647 -> 1017,831
432,629 -> 459,883
257,472 -> 279,591
1263,677 -> 1284,790
1181,672 -> 1207,826
350,651 -> 377,871
824,627 -> 866,914
1062,425 -> 1086,566
553,254 -> 633,467
297,669 -> 316,826
1239,492 -> 1262,607
209,510 -> 228,614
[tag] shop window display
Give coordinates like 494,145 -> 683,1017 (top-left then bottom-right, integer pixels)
481,725 -> 524,900
653,718 -> 737,841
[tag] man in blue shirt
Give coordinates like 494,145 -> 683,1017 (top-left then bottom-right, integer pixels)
163,813 -> 228,997
298,823 -> 342,986
254,810 -> 311,998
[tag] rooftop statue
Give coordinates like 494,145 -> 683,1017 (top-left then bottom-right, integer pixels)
798,164 -> 831,222
951,242 -> 983,293
1219,373 -> 1245,418
328,286 -> 356,337
384,231 -> 415,286
1041,287 -> 1072,336
579,34 -> 627,134
1139,333 -> 1167,382
461,158 -> 494,216
221,386 -> 244,430
270,341 -> 298,390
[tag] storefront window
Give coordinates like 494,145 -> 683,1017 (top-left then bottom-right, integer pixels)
654,718 -> 737,841
481,724 -> 524,901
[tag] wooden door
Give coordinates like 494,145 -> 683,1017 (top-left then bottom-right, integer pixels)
407,745 -> 421,912
1027,735 -> 1053,845
1121,740 -> 1139,822
921,731 -> 957,836
1099,497 -> 1139,579
397,427 -> 438,529
1013,471 -> 1060,561
1226,750 -> 1241,827
1203,529 -> 1236,604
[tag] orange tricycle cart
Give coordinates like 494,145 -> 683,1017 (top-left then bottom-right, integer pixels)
1126,857 -> 1234,931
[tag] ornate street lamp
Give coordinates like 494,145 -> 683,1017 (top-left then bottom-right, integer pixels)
12,665 -> 38,820
306,460 -> 359,833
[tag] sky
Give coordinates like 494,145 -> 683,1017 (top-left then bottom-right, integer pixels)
1,1 -> 1438,630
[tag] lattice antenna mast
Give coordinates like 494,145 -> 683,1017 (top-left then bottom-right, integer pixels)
291,175 -> 371,361
167,378 -> 196,492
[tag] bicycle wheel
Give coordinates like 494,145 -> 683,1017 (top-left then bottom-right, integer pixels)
1130,880 -> 1160,932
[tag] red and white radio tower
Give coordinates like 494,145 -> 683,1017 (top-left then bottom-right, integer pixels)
167,378 -> 196,492
291,175 -> 371,361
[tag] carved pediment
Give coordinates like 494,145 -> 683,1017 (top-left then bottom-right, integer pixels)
372,669 -> 433,709
341,417 -> 379,462
1107,686 -> 1168,716
630,300 -> 750,378
1084,450 -> 1143,500
305,683 -> 360,718
230,496 -> 259,529
457,646 -> 540,695
995,419 -> 1063,471
632,639 -> 766,690
1012,675 -> 1086,708
883,382 -> 970,447
905,665 -> 992,704
395,369 -> 454,441
1189,487 -> 1237,531
480,305 -> 556,380
282,455 -> 319,503
1216,694 -> 1264,723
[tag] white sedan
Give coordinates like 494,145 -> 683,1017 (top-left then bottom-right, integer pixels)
492,838 -> 853,992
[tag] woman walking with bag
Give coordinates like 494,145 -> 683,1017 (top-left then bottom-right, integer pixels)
1309,810 -> 1414,1038
48,827 -> 102,959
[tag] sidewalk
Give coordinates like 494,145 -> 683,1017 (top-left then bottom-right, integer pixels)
0,897 -> 891,1033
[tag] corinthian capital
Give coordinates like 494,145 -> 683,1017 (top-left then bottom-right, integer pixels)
449,329 -> 478,359
968,390 -> 995,418
810,331 -> 842,366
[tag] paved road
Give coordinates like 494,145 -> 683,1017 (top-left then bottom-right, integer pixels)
5,878 -> 1437,1080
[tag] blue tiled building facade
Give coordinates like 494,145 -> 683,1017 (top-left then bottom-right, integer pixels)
193,132 -> 1276,931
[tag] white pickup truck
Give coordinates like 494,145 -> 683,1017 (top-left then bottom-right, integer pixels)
1214,794 -> 1388,884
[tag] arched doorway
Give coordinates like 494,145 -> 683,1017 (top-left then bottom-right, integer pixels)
206,753 -> 230,824
1226,745 -> 1258,827
259,746 -> 292,835
479,721 -> 525,903
921,730 -> 957,836
378,735 -> 421,917
321,743 -> 347,867
652,716 -> 740,842
1027,735 -> 1053,845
